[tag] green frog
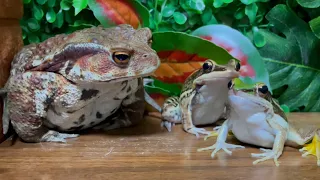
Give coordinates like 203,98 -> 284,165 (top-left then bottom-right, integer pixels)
160,59 -> 240,137
198,82 -> 320,166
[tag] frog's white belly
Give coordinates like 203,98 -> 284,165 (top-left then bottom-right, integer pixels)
231,112 -> 276,148
45,79 -> 138,131
191,84 -> 228,126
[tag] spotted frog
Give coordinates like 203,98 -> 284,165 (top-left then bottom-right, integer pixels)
160,59 -> 240,137
1,24 -> 160,143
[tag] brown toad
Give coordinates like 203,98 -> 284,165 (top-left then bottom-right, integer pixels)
1,24 -> 160,143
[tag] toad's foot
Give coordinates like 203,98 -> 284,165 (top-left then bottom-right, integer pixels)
186,127 -> 211,138
197,141 -> 245,158
161,121 -> 175,132
299,132 -> 320,166
41,130 -> 79,143
251,148 -> 281,166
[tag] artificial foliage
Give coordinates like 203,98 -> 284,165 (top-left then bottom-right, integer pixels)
19,0 -> 320,112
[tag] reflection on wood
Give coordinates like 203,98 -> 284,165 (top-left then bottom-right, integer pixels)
0,113 -> 320,179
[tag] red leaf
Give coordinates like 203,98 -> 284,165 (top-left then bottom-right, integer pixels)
95,0 -> 140,28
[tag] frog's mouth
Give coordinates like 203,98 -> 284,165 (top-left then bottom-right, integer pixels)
193,70 -> 239,88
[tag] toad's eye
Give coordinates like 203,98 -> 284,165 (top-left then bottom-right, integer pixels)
235,62 -> 241,71
258,85 -> 268,94
202,62 -> 212,71
112,52 -> 130,65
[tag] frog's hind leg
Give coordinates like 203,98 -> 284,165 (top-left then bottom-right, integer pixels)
293,127 -> 320,166
7,72 -> 79,143
251,114 -> 288,166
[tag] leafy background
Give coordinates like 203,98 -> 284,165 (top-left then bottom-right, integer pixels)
20,0 -> 320,112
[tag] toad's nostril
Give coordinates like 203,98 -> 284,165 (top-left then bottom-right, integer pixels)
143,54 -> 148,58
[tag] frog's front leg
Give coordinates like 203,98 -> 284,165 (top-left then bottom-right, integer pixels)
7,72 -> 79,143
197,119 -> 245,157
251,114 -> 287,166
95,79 -> 145,131
181,93 -> 211,137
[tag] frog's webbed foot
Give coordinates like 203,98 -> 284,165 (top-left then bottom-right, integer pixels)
251,148 -> 281,166
197,141 -> 245,158
186,126 -> 211,138
299,132 -> 320,166
41,130 -> 79,143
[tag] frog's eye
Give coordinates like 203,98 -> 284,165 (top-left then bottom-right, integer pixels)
112,52 -> 131,65
258,85 -> 268,94
235,62 -> 241,71
202,62 -> 212,71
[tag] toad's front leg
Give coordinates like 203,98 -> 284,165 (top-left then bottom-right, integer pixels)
7,72 -> 79,143
197,119 -> 245,157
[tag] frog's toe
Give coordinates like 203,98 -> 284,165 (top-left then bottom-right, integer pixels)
187,127 -> 211,138
161,121 -> 175,132
299,132 -> 320,166
198,142 -> 244,158
204,131 -> 219,140
251,149 -> 280,166
41,130 -> 79,143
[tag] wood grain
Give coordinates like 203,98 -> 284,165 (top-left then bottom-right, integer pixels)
1,113 -> 320,180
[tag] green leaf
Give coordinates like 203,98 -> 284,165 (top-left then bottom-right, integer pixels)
60,0 -> 72,10
257,4 -> 320,112
188,0 -> 205,12
280,104 -> 290,113
162,4 -> 175,17
28,34 -> 40,44
129,0 -> 151,28
213,0 -> 224,8
54,9 -> 64,28
296,0 -> 320,8
23,0 -> 32,4
173,12 -> 187,25
73,0 -> 88,16
46,8 -> 56,23
234,7 -> 245,20
27,18 -> 40,31
152,31 -> 235,64
223,0 -> 233,3
240,0 -> 254,5
144,78 -> 182,97
245,3 -> 258,24
48,0 -> 56,7
309,16 -> 320,39
36,0 -> 47,5
33,4 -> 44,20
252,26 -> 266,47
64,9 -> 73,23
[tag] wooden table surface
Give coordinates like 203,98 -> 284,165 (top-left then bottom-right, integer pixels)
0,113 -> 320,180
